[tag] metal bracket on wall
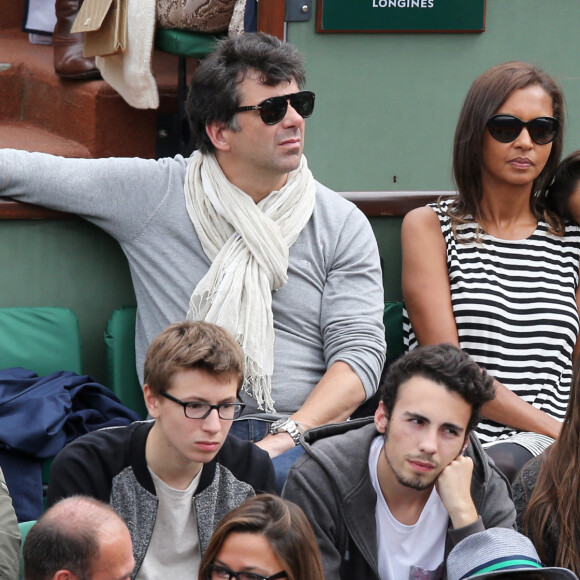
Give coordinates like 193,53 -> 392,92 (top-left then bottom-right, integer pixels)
285,0 -> 312,22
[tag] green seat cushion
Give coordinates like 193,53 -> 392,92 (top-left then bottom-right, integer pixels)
384,301 -> 404,362
18,520 -> 37,579
105,306 -> 146,419
155,29 -> 224,58
0,306 -> 82,376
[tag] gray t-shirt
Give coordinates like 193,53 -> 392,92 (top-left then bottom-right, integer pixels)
139,467 -> 202,579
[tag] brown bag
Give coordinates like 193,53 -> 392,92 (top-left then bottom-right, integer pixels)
156,0 -> 236,33
71,0 -> 127,57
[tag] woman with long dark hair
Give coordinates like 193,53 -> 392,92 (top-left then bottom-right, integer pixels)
512,355 -> 580,573
199,494 -> 324,580
402,61 -> 580,482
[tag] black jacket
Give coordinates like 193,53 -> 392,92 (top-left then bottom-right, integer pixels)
47,421 -> 276,577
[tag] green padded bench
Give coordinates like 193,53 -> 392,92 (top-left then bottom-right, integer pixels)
0,306 -> 83,502
384,301 -> 404,363
105,306 -> 146,419
0,306 -> 82,376
155,29 -> 222,59
18,520 -> 36,579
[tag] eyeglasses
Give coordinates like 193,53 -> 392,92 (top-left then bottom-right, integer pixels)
486,114 -> 559,145
233,91 -> 315,125
205,564 -> 288,580
160,391 -> 245,420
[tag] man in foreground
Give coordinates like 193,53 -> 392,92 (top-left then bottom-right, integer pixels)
283,343 -> 516,579
47,321 -> 276,579
22,496 -> 134,580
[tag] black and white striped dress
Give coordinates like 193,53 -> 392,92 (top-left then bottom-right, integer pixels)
404,201 -> 580,455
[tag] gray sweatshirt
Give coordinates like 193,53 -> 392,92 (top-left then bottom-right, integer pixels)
0,150 -> 386,419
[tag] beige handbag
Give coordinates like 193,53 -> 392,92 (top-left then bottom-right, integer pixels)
71,0 -> 127,57
156,0 -> 237,33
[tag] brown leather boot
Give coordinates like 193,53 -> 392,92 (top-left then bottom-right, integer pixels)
53,0 -> 101,80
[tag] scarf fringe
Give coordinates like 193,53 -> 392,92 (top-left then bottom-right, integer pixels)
242,354 -> 276,413
184,152 -> 316,412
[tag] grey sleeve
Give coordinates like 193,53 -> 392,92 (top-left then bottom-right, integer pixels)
0,469 -> 21,580
0,149 -> 187,242
321,206 -> 386,399
283,460 -> 344,579
447,516 -> 485,547
478,466 -> 517,532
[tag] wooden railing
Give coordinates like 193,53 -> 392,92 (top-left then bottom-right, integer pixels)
340,191 -> 453,217
0,192 -> 453,220
0,199 -> 74,220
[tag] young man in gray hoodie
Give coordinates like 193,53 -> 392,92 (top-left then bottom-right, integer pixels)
283,343 -> 516,580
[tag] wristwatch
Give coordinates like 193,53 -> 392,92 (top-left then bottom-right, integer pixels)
269,417 -> 302,446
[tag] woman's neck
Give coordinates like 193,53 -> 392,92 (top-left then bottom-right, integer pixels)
478,183 -> 537,239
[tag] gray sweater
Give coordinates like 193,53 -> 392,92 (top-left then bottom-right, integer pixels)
283,419 -> 516,579
0,468 -> 19,580
0,150 -> 386,419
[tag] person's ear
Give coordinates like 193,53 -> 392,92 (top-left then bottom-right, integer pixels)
374,401 -> 389,434
53,571 -> 80,580
460,432 -> 471,455
143,384 -> 160,419
205,121 -> 231,152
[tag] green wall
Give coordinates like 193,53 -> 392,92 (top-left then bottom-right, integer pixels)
0,220 -> 135,383
292,0 -> 580,192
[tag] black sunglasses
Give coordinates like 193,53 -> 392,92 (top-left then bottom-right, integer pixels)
204,563 -> 288,580
233,91 -> 315,125
486,114 -> 559,145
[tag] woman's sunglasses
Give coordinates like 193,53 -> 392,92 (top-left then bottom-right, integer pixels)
486,114 -> 559,145
233,91 -> 315,125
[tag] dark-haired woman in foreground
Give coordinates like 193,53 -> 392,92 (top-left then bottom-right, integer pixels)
402,61 -> 580,482
199,494 -> 324,580
512,355 -> 580,574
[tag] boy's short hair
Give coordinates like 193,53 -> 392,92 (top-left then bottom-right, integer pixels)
144,321 -> 244,396
381,343 -> 495,434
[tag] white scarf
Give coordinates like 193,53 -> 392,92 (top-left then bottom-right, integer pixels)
184,151 -> 316,412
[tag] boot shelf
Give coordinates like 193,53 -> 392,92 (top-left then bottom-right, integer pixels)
0,26 -> 182,159
0,120 -> 90,157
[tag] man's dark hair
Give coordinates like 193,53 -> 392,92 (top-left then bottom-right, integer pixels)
186,32 -> 306,153
23,496 -> 120,580
380,343 -> 495,434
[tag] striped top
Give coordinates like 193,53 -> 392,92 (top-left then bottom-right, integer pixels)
404,201 -> 580,455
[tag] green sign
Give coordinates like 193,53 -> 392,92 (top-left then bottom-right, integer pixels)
316,0 -> 485,33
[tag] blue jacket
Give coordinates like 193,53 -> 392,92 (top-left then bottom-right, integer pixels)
0,367 -> 140,520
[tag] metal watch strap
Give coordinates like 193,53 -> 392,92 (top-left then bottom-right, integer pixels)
269,418 -> 302,446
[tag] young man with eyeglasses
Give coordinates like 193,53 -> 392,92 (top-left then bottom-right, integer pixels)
0,33 -> 385,487
47,321 -> 276,580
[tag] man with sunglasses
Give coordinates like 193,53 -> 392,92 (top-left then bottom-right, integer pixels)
0,33 -> 386,485
47,320 -> 276,579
